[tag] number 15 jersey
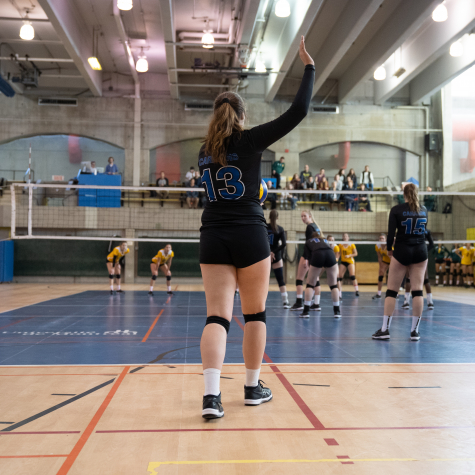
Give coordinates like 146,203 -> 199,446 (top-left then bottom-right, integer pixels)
387,202 -> 428,250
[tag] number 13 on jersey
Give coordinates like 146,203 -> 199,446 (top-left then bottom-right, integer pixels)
201,166 -> 245,201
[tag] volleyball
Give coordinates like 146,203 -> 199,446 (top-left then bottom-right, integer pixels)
259,179 -> 268,204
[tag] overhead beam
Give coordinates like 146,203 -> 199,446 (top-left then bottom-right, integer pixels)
338,0 -> 439,104
311,0 -> 383,98
410,35 -> 475,104
158,0 -> 178,99
36,0 -> 102,96
265,0 -> 324,102
235,0 -> 265,47
375,0 -> 475,104
0,39 -> 63,45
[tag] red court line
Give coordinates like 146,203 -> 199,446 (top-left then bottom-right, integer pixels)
0,431 -> 80,435
232,316 -> 325,430
0,454 -> 68,459
324,438 -> 339,446
141,310 -> 163,343
56,366 -> 130,475
0,374 -> 119,377
0,316 -> 36,331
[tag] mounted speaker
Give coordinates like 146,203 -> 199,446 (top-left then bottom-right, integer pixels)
425,133 -> 442,152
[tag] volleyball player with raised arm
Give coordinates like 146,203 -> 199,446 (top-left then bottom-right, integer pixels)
149,244 -> 174,296
198,37 -> 315,419
267,210 -> 290,308
372,184 -> 428,341
106,242 -> 129,294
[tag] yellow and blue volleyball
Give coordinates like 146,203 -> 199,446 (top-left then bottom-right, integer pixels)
259,179 -> 268,204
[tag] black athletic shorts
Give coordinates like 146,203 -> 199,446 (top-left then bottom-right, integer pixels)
393,243 -> 428,267
200,225 -> 270,268
310,249 -> 337,269
435,258 -> 445,264
272,251 -> 283,263
341,261 -> 350,268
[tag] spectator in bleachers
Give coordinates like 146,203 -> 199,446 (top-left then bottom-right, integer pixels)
346,168 -> 357,186
291,173 -> 302,190
317,176 -> 330,201
90,161 -> 98,175
105,157 -> 118,175
193,170 -> 202,186
185,166 -> 195,183
282,183 -> 299,210
264,180 -> 277,209
423,186 -> 436,211
300,164 -> 312,184
155,171 -> 169,199
186,178 -> 199,208
303,175 -> 317,201
329,179 -> 341,205
337,168 -> 346,183
360,165 -> 374,191
272,156 -> 285,189
315,168 -> 325,185
344,177 -> 357,211
358,183 -> 372,211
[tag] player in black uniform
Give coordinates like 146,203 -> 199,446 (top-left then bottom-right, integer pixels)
290,210 -> 320,311
267,210 -> 290,308
299,230 -> 341,319
198,37 -> 315,419
434,243 -> 448,286
372,183 -> 428,341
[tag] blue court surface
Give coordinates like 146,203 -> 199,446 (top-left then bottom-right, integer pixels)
1,291 -> 474,366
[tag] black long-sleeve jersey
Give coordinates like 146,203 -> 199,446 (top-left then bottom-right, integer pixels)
305,223 -> 319,240
425,229 -> 435,251
199,64 -> 316,229
267,224 -> 286,254
387,203 -> 428,250
304,237 -> 332,257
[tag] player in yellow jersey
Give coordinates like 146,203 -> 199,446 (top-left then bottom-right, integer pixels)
373,233 -> 391,300
338,233 -> 359,297
149,244 -> 174,295
106,242 -> 129,294
456,243 -> 473,288
326,235 -> 342,301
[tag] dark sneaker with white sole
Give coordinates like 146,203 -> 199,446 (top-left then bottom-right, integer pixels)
427,302 -> 434,309
202,393 -> 224,419
283,301 -> 291,309
402,301 -> 410,309
310,303 -> 321,311
290,300 -> 303,311
299,310 -> 310,318
410,330 -> 421,341
334,306 -> 341,318
244,380 -> 273,406
372,294 -> 381,300
372,328 -> 390,339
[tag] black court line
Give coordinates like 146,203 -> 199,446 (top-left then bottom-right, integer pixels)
51,394 -> 77,396
389,386 -> 441,389
129,367 -> 145,374
0,422 -> 15,424
293,383 -> 330,387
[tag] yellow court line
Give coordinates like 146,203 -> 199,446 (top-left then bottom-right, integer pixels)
147,457 -> 475,473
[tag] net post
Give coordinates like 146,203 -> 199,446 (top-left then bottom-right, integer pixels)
28,183 -> 33,237
10,184 -> 16,238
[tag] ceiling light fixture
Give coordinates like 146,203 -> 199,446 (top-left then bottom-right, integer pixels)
20,20 -> 35,40
136,48 -> 149,72
450,40 -> 463,57
255,56 -> 266,73
374,65 -> 386,80
432,3 -> 448,22
117,0 -> 133,11
275,0 -> 291,18
201,20 -> 214,49
88,27 -> 102,71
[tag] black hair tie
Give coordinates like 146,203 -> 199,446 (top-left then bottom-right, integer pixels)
220,98 -> 230,105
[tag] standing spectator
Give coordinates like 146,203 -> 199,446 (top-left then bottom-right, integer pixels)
346,168 -> 357,186
155,171 -> 169,199
291,173 -> 302,190
329,179 -> 340,206
337,168 -> 346,184
303,175 -> 317,201
185,166 -> 195,183
300,164 -> 312,184
105,157 -> 118,175
90,161 -> 98,175
360,165 -> 374,191
193,170 -> 202,187
282,183 -> 299,210
264,180 -> 277,209
186,178 -> 199,208
317,176 -> 330,201
358,183 -> 372,211
272,156 -> 285,189
344,177 -> 357,211
423,186 -> 436,211
315,168 -> 325,185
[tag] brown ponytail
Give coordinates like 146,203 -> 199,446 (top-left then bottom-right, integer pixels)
311,230 -> 325,239
269,209 -> 279,233
204,92 -> 245,167
403,183 -> 420,212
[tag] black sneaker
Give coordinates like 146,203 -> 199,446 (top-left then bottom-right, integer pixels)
355,291 -> 359,297
372,328 -> 390,339
334,306 -> 341,318
282,301 -> 291,309
116,289 -> 124,293
410,330 -> 420,341
244,380 -> 273,406
372,294 -> 382,300
427,302 -> 434,309
310,303 -> 321,311
290,300 -> 303,311
148,291 -> 154,296
167,291 -> 174,295
402,301 -> 410,309
110,290 -> 115,295
202,393 -> 224,419
299,309 -> 310,318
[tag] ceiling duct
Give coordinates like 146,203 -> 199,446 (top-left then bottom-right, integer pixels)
184,102 -> 214,111
38,97 -> 78,106
128,31 -> 147,40
312,105 -> 339,114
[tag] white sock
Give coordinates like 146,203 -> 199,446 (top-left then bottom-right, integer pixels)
203,368 -> 221,396
245,368 -> 260,387
333,301 -> 339,307
110,285 -> 114,290
427,293 -> 433,304
381,315 -> 392,332
377,290 -> 381,296
167,285 -> 171,291
405,292 -> 410,302
281,292 -> 288,303
117,284 -> 121,290
314,294 -> 320,305
411,316 -> 421,332
149,286 -> 153,292
355,285 -> 359,291
297,294 -> 303,299
304,300 -> 312,307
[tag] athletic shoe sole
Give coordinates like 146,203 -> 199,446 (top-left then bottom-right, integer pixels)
244,394 -> 273,406
291,307 -> 303,311
410,336 -> 421,341
299,314 -> 310,318
334,315 -> 341,318
202,408 -> 224,419
372,335 -> 390,340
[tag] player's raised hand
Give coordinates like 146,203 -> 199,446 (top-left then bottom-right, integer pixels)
299,36 -> 314,66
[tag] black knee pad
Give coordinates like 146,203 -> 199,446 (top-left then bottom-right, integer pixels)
273,267 -> 285,287
151,275 -> 157,281
306,283 -> 315,289
350,275 -> 356,281
436,273 -> 440,278
412,290 -> 423,298
446,269 -> 451,275
463,273 -> 467,277
330,284 -> 338,290
166,276 -> 171,281
315,280 -> 321,287
406,278 -> 410,283
296,279 -> 303,286
109,274 -> 114,279
386,289 -> 398,299
243,311 -> 266,324
205,316 -> 230,334
423,278 -> 429,285
337,277 -> 342,282
449,272 -> 454,276
115,274 -> 121,279
378,275 -> 383,282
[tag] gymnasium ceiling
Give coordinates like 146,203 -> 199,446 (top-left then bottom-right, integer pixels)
1,0 -> 475,105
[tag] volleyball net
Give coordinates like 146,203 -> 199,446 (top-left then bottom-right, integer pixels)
9,183 -> 475,246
